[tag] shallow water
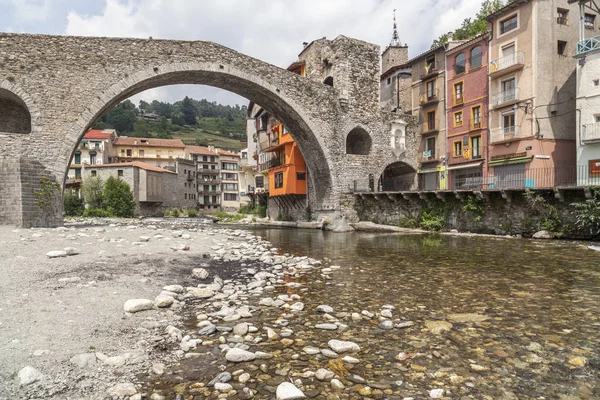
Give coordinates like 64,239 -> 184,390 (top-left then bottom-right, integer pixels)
148,229 -> 600,399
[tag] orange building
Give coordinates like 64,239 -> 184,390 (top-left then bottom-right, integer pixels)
265,123 -> 307,197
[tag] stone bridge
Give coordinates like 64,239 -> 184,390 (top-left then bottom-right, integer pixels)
0,33 -> 400,227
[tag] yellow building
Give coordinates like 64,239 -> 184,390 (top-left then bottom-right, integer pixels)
112,137 -> 186,168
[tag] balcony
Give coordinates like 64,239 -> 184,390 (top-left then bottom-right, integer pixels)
490,126 -> 522,144
419,61 -> 441,81
582,122 -> 600,143
198,177 -> 221,184
258,157 -> 283,172
491,88 -> 520,108
419,89 -> 440,106
489,52 -> 525,78
198,189 -> 221,195
577,35 -> 600,56
420,120 -> 439,135
419,150 -> 437,163
198,167 -> 220,174
452,95 -> 464,107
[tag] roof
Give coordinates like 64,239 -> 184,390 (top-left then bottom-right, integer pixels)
381,63 -> 412,80
185,145 -> 218,156
486,0 -> 530,22
87,161 -> 176,174
445,33 -> 490,55
113,137 -> 185,148
217,149 -> 240,158
407,40 -> 467,64
83,129 -> 112,140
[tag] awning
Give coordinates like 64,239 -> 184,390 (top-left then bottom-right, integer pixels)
488,156 -> 533,167
419,168 -> 438,174
447,161 -> 483,171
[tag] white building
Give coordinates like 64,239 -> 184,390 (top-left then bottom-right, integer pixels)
67,129 -> 116,187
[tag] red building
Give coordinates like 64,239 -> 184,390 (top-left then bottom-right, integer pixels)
445,34 -> 490,190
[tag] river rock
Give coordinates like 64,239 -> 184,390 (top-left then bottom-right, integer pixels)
186,288 -> 215,299
163,285 -> 184,293
233,323 -> 249,336
209,372 -> 232,386
315,368 -> 335,381
214,382 -> 233,392
198,324 -> 217,335
346,374 -> 366,384
276,382 -> 305,400
533,230 -> 555,239
46,250 -> 67,258
447,313 -> 490,323
316,305 -> 334,313
328,339 -> 360,353
381,309 -> 393,318
321,349 -> 338,358
290,302 -> 304,311
303,346 -> 320,355
106,382 -> 137,397
343,355 -> 360,364
425,320 -> 453,334
63,247 -> 79,255
379,320 -> 394,330
315,323 -> 337,331
123,299 -> 154,313
238,372 -> 251,383
240,387 -> 255,399
69,353 -> 97,368
192,268 -> 210,279
430,388 -> 445,398
18,366 -> 44,385
331,379 -> 344,390
226,348 -> 256,362
154,295 -> 174,308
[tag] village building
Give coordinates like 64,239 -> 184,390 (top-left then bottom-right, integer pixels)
112,137 -> 185,168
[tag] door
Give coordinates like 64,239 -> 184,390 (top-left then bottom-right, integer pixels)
422,172 -> 438,191
494,164 -> 525,189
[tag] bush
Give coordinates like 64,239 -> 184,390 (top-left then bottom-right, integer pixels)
214,211 -> 244,222
186,209 -> 198,217
82,208 -> 111,218
63,190 -> 84,216
103,177 -> 134,218
81,177 -> 104,209
573,186 -> 600,237
257,205 -> 267,218
238,204 -> 258,215
419,207 -> 446,231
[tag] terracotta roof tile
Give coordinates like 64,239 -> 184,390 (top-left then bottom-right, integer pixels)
185,145 -> 218,156
87,161 -> 176,174
113,137 -> 185,148
83,129 -> 112,140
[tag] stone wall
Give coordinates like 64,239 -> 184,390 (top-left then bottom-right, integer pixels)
342,189 -> 592,238
267,195 -> 309,222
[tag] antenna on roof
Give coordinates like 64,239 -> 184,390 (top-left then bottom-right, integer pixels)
390,9 -> 401,47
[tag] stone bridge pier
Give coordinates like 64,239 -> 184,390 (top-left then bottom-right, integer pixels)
0,33 -> 397,227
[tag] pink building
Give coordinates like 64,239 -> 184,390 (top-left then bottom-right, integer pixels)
445,34 -> 490,190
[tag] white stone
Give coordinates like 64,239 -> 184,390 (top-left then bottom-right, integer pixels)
315,368 -> 335,381
214,382 -> 233,392
330,379 -> 344,390
430,388 -> 445,398
276,382 -> 305,400
18,366 -> 43,385
290,302 -> 304,311
123,299 -> 154,313
328,339 -> 360,353
381,309 -> 393,318
225,348 -> 256,362
154,295 -> 174,308
233,323 -> 249,336
303,346 -> 320,355
103,356 -> 126,366
315,323 -> 337,330
186,288 -> 215,299
163,285 -> 184,293
316,305 -> 333,313
342,355 -> 360,364
46,250 -> 67,258
63,247 -> 80,255
192,268 -> 210,279
238,372 -> 251,383
69,353 -> 97,368
106,383 -> 137,397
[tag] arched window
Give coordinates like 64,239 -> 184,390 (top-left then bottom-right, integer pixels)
323,76 -> 334,87
455,53 -> 466,75
471,46 -> 482,69
0,88 -> 31,134
346,127 -> 371,155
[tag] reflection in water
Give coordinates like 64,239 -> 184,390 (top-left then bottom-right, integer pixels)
249,228 -> 600,398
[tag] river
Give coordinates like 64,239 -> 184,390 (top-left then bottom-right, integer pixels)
150,228 -> 600,399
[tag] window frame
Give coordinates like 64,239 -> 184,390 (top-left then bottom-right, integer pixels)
426,110 -> 436,131
471,105 -> 482,129
274,172 -> 284,189
471,135 -> 482,159
557,8 -> 569,25
454,111 -> 464,127
453,140 -> 463,157
585,13 -> 596,30
470,46 -> 482,69
499,13 -> 519,36
455,53 -> 466,75
557,40 -> 567,55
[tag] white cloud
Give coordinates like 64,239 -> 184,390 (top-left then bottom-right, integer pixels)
9,0 -> 52,23
65,0 -> 482,105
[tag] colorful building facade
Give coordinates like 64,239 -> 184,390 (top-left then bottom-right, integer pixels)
266,123 -> 307,197
112,137 -> 186,168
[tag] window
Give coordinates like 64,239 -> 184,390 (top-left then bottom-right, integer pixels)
453,141 -> 463,157
297,172 -> 306,180
502,77 -> 516,102
126,149 -> 132,157
471,136 -> 482,159
472,106 -> 482,129
74,152 -> 81,164
185,193 -> 187,199
117,169 -> 123,177
425,137 -> 436,158
595,114 -> 600,122
585,13 -> 595,30
454,111 -> 463,127
387,77 -> 391,85
594,79 -> 600,87
558,40 -> 567,55
222,183 -> 238,191
425,54 -> 435,71
426,79 -> 436,99
500,14 -> 518,34
91,170 -> 97,177
503,112 -> 516,134
224,193 -> 238,201
454,82 -> 463,105
222,162 -> 238,171
222,173 -> 238,181
455,53 -> 466,75
470,46 -> 482,69
139,150 -> 144,157
557,8 -> 568,25
427,111 -> 436,131
274,172 -> 284,188
90,154 -> 96,165
255,176 -> 264,188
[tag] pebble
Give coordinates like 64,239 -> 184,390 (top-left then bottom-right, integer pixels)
233,323 -> 249,336
123,299 -> 154,313
69,353 -> 97,368
238,372 -> 251,383
330,379 -> 344,390
18,366 -> 44,385
379,320 -> 394,330
315,323 -> 337,330
381,309 -> 393,318
106,382 -> 137,397
214,382 -> 233,392
192,268 -> 210,279
315,368 -> 334,380
424,320 -> 453,334
316,305 -> 334,313
342,355 -> 360,364
154,295 -> 174,308
46,250 -> 67,258
276,382 -> 305,400
328,339 -> 360,353
429,388 -> 444,398
226,348 -> 256,362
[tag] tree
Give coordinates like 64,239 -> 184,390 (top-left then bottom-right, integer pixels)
139,99 -> 151,113
81,177 -> 104,209
63,190 -> 84,216
103,176 -> 134,217
181,96 -> 197,125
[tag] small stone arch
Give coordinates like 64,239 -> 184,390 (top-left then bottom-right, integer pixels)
380,161 -> 417,191
323,76 -> 334,87
346,127 -> 372,155
0,87 -> 31,133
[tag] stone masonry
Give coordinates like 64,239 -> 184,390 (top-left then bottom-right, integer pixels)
0,33 -> 403,227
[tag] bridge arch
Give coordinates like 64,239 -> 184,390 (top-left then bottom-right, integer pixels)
61,62 -> 337,208
379,161 -> 417,191
346,126 -> 372,155
0,82 -> 36,134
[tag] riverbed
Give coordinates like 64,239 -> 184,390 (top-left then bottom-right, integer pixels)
144,228 -> 600,399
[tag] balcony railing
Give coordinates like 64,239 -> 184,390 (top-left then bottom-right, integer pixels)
420,61 -> 440,80
421,119 -> 439,134
490,126 -> 522,143
470,120 -> 482,130
489,51 -> 525,77
198,189 -> 221,195
419,89 -> 439,105
452,95 -> 464,107
198,177 -> 221,184
582,122 -> 600,142
557,16 -> 568,25
258,157 -> 283,172
577,35 -> 600,56
198,167 -> 220,174
491,88 -> 520,108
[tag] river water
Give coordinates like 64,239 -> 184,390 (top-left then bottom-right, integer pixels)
149,228 -> 600,399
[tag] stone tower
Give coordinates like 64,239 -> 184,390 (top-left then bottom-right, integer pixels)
381,10 -> 408,75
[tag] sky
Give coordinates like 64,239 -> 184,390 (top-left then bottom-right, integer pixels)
0,0 -> 483,107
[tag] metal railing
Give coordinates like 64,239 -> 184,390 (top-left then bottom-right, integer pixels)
420,61 -> 440,79
198,177 -> 221,183
557,16 -> 568,25
491,87 -> 519,107
489,51 -> 525,75
198,189 -> 221,195
258,156 -> 283,172
490,126 -> 522,143
582,122 -> 600,142
419,89 -> 439,104
350,166 -> 600,193
198,167 -> 220,174
580,35 -> 600,55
